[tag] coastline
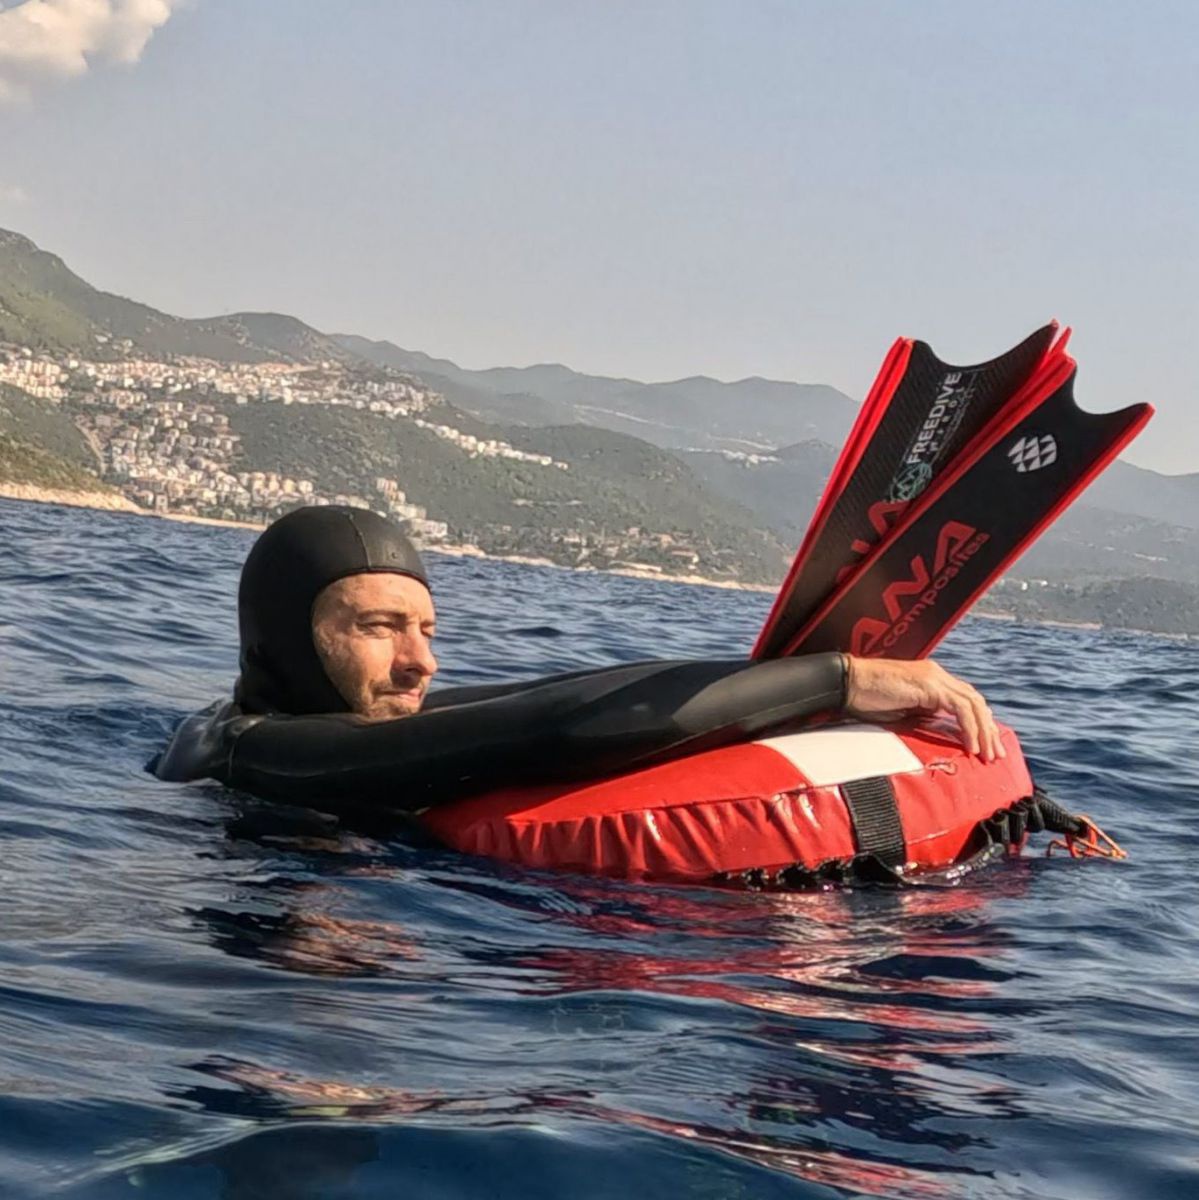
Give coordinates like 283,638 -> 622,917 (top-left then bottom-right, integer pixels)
3,488 -> 1189,631
970,605 -> 1190,641
0,487 -> 774,593
0,481 -> 143,514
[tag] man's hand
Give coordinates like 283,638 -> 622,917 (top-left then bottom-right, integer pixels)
843,656 -> 1004,762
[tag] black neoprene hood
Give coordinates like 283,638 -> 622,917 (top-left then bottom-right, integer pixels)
234,505 -> 430,715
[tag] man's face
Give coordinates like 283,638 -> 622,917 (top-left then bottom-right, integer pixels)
311,573 -> 438,720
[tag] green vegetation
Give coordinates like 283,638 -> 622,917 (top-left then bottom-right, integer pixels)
0,232 -> 99,352
979,578 -> 1199,637
0,381 -> 114,494
3,221 -> 1197,612
227,400 -> 788,581
0,383 -> 97,468
335,332 -> 857,453
0,432 -> 113,494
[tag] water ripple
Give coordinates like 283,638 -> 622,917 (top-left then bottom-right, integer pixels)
0,498 -> 1196,1199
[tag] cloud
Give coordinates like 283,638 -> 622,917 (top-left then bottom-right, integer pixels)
0,181 -> 30,203
0,0 -> 180,102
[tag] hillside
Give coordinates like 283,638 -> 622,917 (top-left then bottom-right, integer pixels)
0,230 -> 348,364
979,577 -> 1199,637
334,333 -> 857,453
1010,505 -> 1199,586
0,382 -> 97,468
1085,459 -> 1199,533
0,432 -> 115,495
0,380 -> 116,495
682,440 -> 839,542
2,222 -> 1196,610
226,400 -> 788,581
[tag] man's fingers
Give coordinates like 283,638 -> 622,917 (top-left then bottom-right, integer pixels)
962,690 -> 1000,761
950,693 -> 982,757
964,687 -> 991,761
984,700 -> 1003,763
938,677 -> 992,761
985,704 -> 1006,760
844,659 -> 1004,762
967,690 -> 1003,762
977,699 -> 997,762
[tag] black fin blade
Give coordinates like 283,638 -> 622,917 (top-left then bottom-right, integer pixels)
787,372 -> 1153,659
755,323 -> 1059,659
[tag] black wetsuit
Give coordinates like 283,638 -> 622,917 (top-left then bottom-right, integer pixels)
156,654 -> 848,815
153,506 -> 848,816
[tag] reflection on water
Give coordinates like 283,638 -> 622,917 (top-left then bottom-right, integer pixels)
104,820 -> 1024,1198
1,500 -> 1198,1199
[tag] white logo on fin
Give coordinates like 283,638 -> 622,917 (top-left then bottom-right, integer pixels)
1007,434 -> 1058,473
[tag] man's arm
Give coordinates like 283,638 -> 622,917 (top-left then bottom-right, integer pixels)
158,654 -> 1001,814
217,654 -> 850,812
420,665 -> 630,710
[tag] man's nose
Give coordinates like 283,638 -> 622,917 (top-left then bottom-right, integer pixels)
395,630 -> 438,677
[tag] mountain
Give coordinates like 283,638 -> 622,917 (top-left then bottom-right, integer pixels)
333,333 -> 858,453
3,227 -> 855,457
1014,505 -> 1199,586
332,336 -> 571,427
680,434 -> 1199,587
979,577 -> 1199,637
1084,459 -> 1199,533
681,441 -> 838,542
226,399 -> 788,581
203,312 -> 357,365
3,223 -> 1196,603
0,229 -> 348,364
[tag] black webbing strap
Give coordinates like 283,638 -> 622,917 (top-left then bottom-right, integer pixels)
982,788 -> 1086,847
841,776 -> 906,868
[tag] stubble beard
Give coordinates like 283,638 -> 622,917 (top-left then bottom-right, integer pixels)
363,685 -> 426,721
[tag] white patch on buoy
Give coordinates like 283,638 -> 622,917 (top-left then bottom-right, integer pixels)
756,724 -> 922,786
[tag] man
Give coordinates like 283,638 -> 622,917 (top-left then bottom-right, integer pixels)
156,506 -> 1002,814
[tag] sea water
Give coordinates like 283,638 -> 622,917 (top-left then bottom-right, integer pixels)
0,498 -> 1196,1199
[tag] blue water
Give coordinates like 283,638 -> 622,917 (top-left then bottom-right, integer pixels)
1,498 -> 1197,1199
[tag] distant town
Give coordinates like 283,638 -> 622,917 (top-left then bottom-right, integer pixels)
3,334 -> 1196,629
0,337 -> 764,580
0,339 -> 568,546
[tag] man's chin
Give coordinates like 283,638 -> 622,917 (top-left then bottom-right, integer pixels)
365,692 -> 425,721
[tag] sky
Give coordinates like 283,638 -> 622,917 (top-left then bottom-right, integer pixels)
0,0 -> 1196,473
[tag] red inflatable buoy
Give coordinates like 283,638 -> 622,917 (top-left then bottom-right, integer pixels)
422,718 -> 1035,883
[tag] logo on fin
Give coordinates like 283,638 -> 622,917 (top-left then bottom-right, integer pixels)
1007,434 -> 1058,473
849,520 -> 990,655
887,370 -> 979,502
890,461 -> 934,501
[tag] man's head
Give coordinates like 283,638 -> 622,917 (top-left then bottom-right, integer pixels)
235,505 -> 437,718
311,571 -> 437,719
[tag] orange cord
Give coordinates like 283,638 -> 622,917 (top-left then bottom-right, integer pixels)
1047,816 -> 1128,861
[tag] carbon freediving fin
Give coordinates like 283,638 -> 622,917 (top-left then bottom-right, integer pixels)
778,358 -> 1153,659
753,322 -> 1066,659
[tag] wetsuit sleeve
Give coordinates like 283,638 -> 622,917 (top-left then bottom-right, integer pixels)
224,653 -> 848,813
421,667 -> 614,710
